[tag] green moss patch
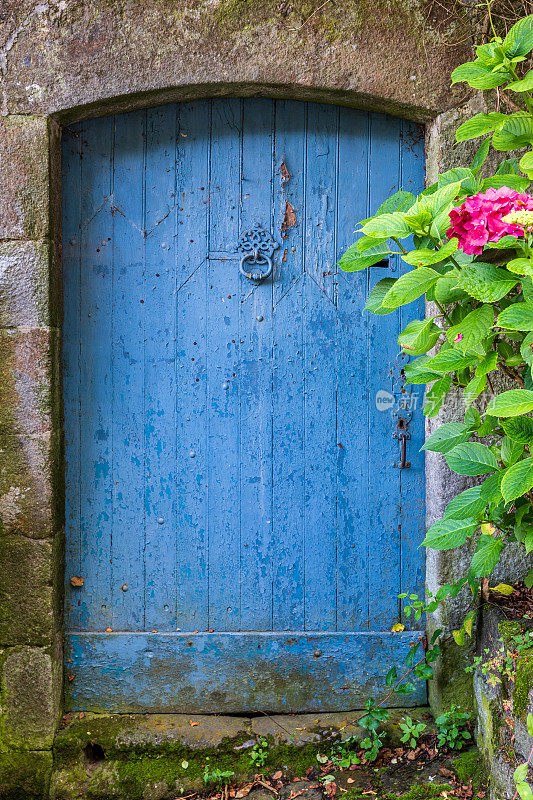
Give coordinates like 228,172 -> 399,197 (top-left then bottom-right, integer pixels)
451,749 -> 484,791
513,649 -> 533,719
385,786 -> 451,800
52,714 -> 332,800
0,749 -> 53,800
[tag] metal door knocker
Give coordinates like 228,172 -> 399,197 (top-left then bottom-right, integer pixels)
237,224 -> 279,282
393,414 -> 412,469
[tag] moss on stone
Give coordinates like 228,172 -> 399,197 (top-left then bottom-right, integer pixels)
498,621 -> 525,645
451,749 -> 484,791
0,748 -> 53,800
513,649 -> 533,719
209,0 -> 470,48
384,786 -> 451,800
52,714 -> 333,799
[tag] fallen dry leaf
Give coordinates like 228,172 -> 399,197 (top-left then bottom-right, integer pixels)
347,779 -> 355,784
391,623 -> 405,632
188,720 -> 199,727
105,627 -> 112,632
70,576 -> 84,587
272,772 -> 283,780
438,767 -> 455,779
325,783 -> 337,798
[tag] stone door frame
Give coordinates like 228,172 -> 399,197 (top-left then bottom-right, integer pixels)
0,1 -> 485,787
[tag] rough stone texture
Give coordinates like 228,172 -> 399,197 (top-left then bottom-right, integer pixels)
0,750 -> 53,800
1,644 -> 62,750
0,241 -> 51,328
0,115 -> 50,241
0,536 -> 56,646
250,707 -> 432,746
473,608 -> 533,798
0,0 -> 475,122
49,709 -> 436,799
0,431 -> 60,541
0,329 -> 59,438
113,713 -> 253,750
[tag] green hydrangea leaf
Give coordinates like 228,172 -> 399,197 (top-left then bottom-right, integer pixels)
445,442 -> 499,476
446,305 -> 493,351
456,263 -> 518,302
443,485 -> 486,521
422,518 -> 478,550
487,389 -> 533,417
381,267 -> 440,310
501,457 -> 533,502
364,278 -> 397,315
422,422 -> 471,453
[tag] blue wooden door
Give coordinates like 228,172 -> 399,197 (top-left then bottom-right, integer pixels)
62,99 -> 426,713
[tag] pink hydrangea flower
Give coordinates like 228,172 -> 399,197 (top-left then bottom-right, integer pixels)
447,187 -> 533,255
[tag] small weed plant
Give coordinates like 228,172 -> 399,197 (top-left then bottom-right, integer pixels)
435,707 -> 473,751
467,628 -> 533,686
398,717 -> 428,749
202,758 -> 235,786
249,738 -> 269,769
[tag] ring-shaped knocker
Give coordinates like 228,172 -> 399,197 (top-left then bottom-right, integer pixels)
239,250 -> 273,282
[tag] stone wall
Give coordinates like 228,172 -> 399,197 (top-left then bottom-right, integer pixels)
474,608 -> 533,799
0,0 -> 498,796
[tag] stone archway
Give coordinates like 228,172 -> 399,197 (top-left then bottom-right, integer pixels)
0,1 -> 479,795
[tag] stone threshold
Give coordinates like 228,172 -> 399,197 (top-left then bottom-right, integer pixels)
50,708 -> 431,800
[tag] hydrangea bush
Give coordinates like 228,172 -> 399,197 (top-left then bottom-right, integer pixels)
340,12 -> 533,646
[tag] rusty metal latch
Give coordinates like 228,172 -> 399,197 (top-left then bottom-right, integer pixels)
393,416 -> 411,469
237,224 -> 279,282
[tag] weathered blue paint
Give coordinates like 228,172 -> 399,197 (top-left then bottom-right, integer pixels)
62,99 -> 426,713
64,631 -> 425,713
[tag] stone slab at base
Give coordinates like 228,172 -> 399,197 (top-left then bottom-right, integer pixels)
50,708 -> 431,800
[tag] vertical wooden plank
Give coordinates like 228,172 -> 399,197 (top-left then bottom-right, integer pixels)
206,259 -> 241,630
110,111 -> 146,630
144,106 -> 178,630
301,104 -> 339,630
302,274 -> 338,631
177,101 -> 211,287
63,124 -> 83,630
209,99 -> 242,252
272,99 -> 306,631
304,103 -> 337,301
336,108 -> 371,631
78,115 -> 114,631
176,263 -> 209,631
174,101 -> 211,631
272,101 -> 306,305
207,101 -> 242,630
145,105 -> 177,234
272,277 -> 305,630
399,120 -> 426,613
239,99 -> 274,630
367,112 -> 403,629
